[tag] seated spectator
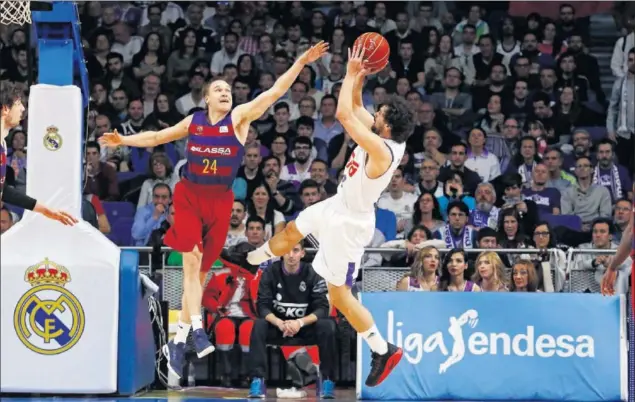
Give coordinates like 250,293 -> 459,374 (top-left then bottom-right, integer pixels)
131,32 -> 168,80
438,143 -> 482,195
248,241 -> 336,398
137,152 -> 178,209
384,225 -> 434,267
465,128 -> 501,182
203,242 -> 261,388
309,159 -> 337,198
296,117 -> 328,162
470,183 -> 500,230
412,128 -> 447,169
544,148 -> 576,192
84,141 -> 120,201
131,183 -> 171,246
562,129 -> 596,173
510,260 -> 540,292
377,167 -> 418,238
175,71 -> 206,115
606,47 -> 635,172
474,227 -> 511,268
435,200 -> 476,249
429,67 -> 473,131
472,251 -> 508,292
226,200 -> 248,248
396,246 -> 441,291
413,159 -> 444,198
499,173 -> 539,236
561,156 -> 613,231
267,134 -> 289,167
405,191 -> 444,236
498,207 -> 532,254
592,139 -> 633,202
247,183 -> 285,240
110,22 -> 143,67
556,51 -> 591,103
0,206 -> 14,234
530,221 -> 567,292
280,137 -> 312,187
297,180 -> 321,212
507,136 -> 542,187
423,34 -> 459,93
237,143 -> 264,197
613,198 -> 632,242
438,248 -> 481,292
522,162 -> 561,215
261,155 -> 301,216
167,28 -> 205,88
437,172 -> 476,221
575,218 -> 632,294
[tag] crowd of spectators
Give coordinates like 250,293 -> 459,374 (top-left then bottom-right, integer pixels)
0,1 -> 633,297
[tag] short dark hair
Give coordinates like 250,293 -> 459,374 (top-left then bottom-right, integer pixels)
299,179 -> 319,194
246,215 -> 265,229
0,206 -> 13,223
597,138 -> 615,150
107,52 -> 123,62
86,140 -> 100,152
591,217 -> 613,233
274,102 -> 289,113
381,95 -> 415,143
261,155 -> 281,168
294,136 -> 312,148
224,31 -> 239,41
296,116 -> 314,130
447,200 -> 470,217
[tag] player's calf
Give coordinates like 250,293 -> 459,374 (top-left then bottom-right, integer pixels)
247,221 -> 304,265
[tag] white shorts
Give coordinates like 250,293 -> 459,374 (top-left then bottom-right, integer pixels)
294,197 -> 375,287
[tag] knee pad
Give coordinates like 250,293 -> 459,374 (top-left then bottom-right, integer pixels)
214,318 -> 236,349
238,319 -> 254,351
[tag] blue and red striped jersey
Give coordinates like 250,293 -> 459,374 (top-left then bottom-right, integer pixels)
183,111 -> 244,188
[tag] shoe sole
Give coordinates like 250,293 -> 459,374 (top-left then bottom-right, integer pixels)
162,344 -> 183,380
366,347 -> 404,387
247,395 -> 266,399
196,344 -> 216,358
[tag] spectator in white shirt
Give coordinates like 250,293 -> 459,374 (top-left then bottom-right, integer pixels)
226,200 -> 248,247
110,22 -> 144,67
139,1 -> 184,27
368,2 -> 397,34
611,21 -> 635,78
280,136 -> 313,187
210,32 -> 245,76
175,71 -> 206,115
464,128 -> 501,182
453,24 -> 481,60
378,166 -> 419,238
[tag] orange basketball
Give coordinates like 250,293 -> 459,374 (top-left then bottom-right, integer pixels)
353,32 -> 390,74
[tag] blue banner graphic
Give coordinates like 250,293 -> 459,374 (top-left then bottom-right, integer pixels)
358,292 -> 627,401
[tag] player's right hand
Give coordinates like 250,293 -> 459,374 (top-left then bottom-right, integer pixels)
347,44 -> 368,76
98,129 -> 124,147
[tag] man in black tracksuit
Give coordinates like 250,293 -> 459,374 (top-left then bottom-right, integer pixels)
248,241 -> 337,390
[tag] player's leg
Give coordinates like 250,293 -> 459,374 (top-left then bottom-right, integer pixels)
247,201 -> 326,265
162,182 -> 207,377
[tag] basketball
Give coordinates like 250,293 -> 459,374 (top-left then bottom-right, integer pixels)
353,32 -> 390,74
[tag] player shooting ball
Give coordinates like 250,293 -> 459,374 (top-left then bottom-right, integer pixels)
99,42 -> 328,379
0,97 -> 77,226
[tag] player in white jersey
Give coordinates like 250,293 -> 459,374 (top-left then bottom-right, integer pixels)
246,45 -> 414,387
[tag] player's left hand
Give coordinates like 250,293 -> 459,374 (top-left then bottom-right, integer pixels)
298,41 -> 329,65
39,206 -> 78,226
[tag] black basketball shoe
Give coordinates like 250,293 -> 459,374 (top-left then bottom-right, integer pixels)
365,342 -> 403,387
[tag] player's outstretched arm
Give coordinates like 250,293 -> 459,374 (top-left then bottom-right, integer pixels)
336,45 -> 391,177
352,71 -> 374,130
233,41 -> 328,130
99,115 -> 192,149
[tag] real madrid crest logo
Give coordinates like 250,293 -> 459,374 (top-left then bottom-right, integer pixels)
13,258 -> 85,355
43,126 -> 63,151
299,281 -> 306,292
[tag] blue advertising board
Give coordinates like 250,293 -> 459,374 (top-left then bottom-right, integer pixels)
357,292 -> 628,401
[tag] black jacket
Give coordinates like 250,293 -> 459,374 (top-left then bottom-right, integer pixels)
257,261 -> 329,320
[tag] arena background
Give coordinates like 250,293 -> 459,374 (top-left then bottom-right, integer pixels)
0,1 -> 633,401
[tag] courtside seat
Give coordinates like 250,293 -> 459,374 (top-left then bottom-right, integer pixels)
111,217 -> 134,246
103,201 -> 135,223
542,213 -> 583,232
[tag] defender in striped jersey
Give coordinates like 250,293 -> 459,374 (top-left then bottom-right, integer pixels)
100,42 -> 329,379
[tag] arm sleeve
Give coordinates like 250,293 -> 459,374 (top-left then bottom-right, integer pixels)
2,186 -> 37,211
256,267 -> 275,318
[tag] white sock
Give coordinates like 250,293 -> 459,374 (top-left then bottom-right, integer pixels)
191,315 -> 203,331
174,321 -> 191,344
360,325 -> 388,355
247,242 -> 274,265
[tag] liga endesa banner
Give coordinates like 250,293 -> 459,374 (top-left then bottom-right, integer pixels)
357,292 -> 628,401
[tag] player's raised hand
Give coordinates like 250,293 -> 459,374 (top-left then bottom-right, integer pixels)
298,40 -> 329,65
98,129 -> 124,147
346,44 -> 368,76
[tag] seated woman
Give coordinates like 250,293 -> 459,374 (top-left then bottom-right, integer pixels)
396,246 -> 441,291
383,224 -> 434,267
439,248 -> 481,292
510,259 -> 540,292
137,152 -> 178,209
472,251 -> 509,292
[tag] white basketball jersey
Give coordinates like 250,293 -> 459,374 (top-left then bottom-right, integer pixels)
335,139 -> 406,213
